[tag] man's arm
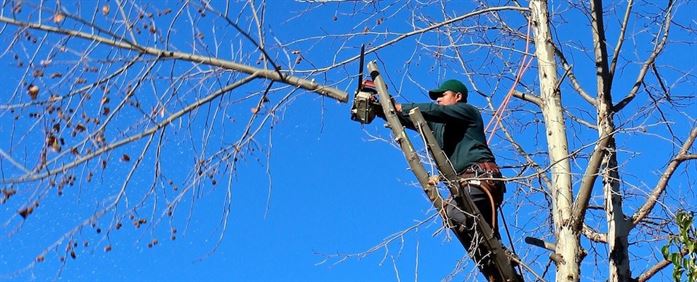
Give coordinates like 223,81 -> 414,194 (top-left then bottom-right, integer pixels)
399,103 -> 477,124
375,102 -> 417,129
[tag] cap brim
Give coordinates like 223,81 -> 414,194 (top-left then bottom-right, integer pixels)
428,89 -> 445,100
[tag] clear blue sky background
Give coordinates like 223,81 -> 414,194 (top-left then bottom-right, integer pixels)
1,1 -> 695,281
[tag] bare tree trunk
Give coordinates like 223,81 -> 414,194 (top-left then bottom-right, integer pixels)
589,1 -> 633,280
530,0 -> 579,281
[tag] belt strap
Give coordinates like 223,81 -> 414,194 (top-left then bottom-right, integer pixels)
460,161 -> 499,175
477,161 -> 499,173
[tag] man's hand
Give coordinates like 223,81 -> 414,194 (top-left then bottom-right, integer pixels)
428,175 -> 441,185
395,103 -> 402,112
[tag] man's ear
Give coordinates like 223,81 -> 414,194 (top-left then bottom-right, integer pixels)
455,92 -> 463,102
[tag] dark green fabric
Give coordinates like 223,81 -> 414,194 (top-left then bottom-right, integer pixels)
398,102 -> 495,173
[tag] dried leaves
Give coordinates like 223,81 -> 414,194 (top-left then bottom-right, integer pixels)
1,188 -> 17,204
133,217 -> 147,228
147,239 -> 158,248
27,84 -> 39,100
53,12 -> 65,24
46,134 -> 62,152
18,201 -> 39,219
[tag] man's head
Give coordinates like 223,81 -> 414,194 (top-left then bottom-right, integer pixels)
428,79 -> 468,105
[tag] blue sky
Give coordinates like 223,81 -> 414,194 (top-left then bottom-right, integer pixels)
1,0 -> 696,281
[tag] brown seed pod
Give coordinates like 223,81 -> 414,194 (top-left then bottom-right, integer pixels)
18,206 -> 33,219
27,85 -> 39,100
53,13 -> 65,23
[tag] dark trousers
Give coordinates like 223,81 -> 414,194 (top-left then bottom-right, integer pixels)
444,164 -> 506,281
444,184 -> 501,242
445,164 -> 504,233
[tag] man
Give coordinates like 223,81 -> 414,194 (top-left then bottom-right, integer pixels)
376,79 -> 506,279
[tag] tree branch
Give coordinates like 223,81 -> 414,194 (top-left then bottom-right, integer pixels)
613,0 -> 674,112
202,3 -> 282,77
512,90 -> 542,106
590,0 -> 612,93
313,6 -> 530,72
552,44 -> 596,105
0,54 -> 143,110
0,16 -> 348,102
608,0 -> 634,79
582,224 -> 607,243
631,125 -> 697,226
635,259 -> 671,282
571,133 -> 612,231
2,73 -> 262,184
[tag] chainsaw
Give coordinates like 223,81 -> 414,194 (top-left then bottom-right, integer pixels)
350,45 -> 379,124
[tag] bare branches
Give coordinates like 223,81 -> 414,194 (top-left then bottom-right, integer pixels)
0,1 -> 694,281
0,15 -> 348,102
608,0 -> 634,79
512,90 -> 542,106
313,6 -> 530,72
582,225 -> 606,243
3,73 -> 262,184
316,215 -> 438,266
631,125 -> 697,226
613,0 -> 674,112
0,149 -> 30,174
114,0 -> 139,45
201,2 -> 282,77
0,54 -> 143,110
635,258 -> 672,282
552,44 -> 596,105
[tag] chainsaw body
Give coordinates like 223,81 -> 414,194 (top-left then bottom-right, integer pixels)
350,80 -> 379,124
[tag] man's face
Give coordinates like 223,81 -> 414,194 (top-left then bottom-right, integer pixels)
436,90 -> 462,105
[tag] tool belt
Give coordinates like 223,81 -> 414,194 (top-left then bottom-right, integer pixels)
458,161 -> 506,204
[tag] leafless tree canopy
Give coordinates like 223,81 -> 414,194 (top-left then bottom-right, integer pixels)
1,0 -> 695,281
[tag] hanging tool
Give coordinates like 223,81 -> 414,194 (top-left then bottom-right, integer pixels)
350,45 -> 379,124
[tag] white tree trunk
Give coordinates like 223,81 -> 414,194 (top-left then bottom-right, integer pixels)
588,0 -> 633,280
530,0 -> 580,281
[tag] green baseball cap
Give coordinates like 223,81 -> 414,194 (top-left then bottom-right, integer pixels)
428,79 -> 468,101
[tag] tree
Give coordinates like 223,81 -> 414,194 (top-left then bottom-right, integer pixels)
1,1 -> 695,281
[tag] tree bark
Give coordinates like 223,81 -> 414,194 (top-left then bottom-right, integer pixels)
366,61 -> 449,222
530,0 -> 579,281
589,0 -> 632,280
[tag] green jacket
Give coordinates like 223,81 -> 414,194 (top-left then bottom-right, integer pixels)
398,102 -> 495,173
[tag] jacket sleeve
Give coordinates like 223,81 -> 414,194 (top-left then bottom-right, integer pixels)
375,104 -> 417,130
400,103 -> 477,124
